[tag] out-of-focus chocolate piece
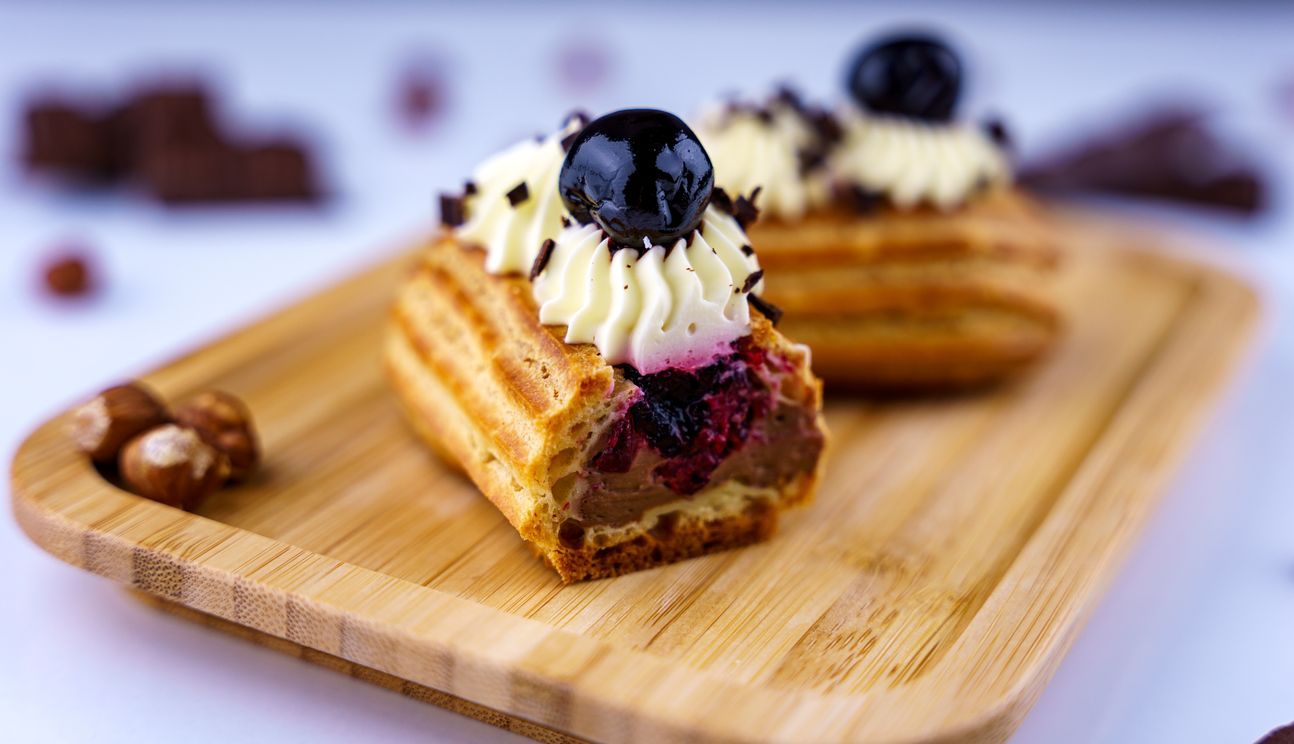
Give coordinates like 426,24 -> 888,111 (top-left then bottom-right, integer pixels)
41,249 -> 96,297
21,79 -> 322,206
23,100 -> 117,181
142,138 -> 320,204
554,39 -> 612,91
115,83 -> 221,171
1258,722 -> 1294,744
139,142 -> 236,203
1020,106 -> 1266,215
397,68 -> 446,130
238,140 -> 319,201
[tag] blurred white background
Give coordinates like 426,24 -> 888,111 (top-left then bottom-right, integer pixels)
2,2 -> 1292,742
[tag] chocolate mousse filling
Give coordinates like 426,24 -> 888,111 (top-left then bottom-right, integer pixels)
565,338 -> 824,527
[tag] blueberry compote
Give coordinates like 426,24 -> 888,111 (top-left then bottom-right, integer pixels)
590,337 -> 772,495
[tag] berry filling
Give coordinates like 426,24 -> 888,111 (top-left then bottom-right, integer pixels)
592,337 -> 774,496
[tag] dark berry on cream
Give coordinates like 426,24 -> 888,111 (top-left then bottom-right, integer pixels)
558,109 -> 714,249
847,33 -> 962,122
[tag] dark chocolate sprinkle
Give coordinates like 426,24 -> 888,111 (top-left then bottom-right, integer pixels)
560,215 -> 572,228
740,243 -> 754,257
733,187 -> 761,229
797,145 -> 829,176
560,111 -> 591,151
506,181 -> 529,207
463,180 -> 477,196
439,192 -> 465,227
748,293 -> 783,326
835,183 -> 887,214
983,116 -> 1012,151
711,187 -> 734,215
773,85 -> 807,114
529,238 -> 556,281
741,269 -> 764,294
563,109 -> 591,129
808,110 -> 844,147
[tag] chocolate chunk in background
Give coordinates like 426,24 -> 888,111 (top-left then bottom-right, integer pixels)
114,83 -> 222,171
238,140 -> 320,201
20,77 -> 323,206
143,137 -> 321,205
554,39 -> 612,91
397,68 -> 446,131
40,246 -> 97,298
1257,722 -> 1294,744
1019,104 -> 1267,215
22,99 -> 118,181
139,142 -> 238,204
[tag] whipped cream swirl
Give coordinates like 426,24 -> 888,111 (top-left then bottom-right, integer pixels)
832,109 -> 1009,210
532,206 -> 763,374
457,118 -> 581,274
696,102 -> 831,222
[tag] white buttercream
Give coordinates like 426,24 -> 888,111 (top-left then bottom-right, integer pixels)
832,109 -> 1010,210
696,103 -> 831,222
457,120 -> 579,274
532,206 -> 762,374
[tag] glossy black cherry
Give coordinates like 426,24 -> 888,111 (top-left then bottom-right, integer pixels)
846,33 -> 962,122
559,109 -> 713,248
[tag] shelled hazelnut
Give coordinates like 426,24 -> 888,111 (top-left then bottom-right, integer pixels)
119,424 -> 229,510
69,383 -> 170,462
174,391 -> 260,480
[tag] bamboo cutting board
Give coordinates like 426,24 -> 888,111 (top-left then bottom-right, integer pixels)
12,213 -> 1259,743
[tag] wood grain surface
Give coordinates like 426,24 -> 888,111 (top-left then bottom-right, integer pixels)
11,213 -> 1260,743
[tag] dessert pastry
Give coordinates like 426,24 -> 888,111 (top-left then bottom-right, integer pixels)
696,33 -> 1062,391
387,110 -> 827,582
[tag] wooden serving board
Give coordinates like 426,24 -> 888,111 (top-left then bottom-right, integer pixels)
12,214 -> 1259,743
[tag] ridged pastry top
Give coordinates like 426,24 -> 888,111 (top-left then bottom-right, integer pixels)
832,108 -> 1010,211
696,102 -> 831,222
532,206 -> 763,375
457,118 -> 581,274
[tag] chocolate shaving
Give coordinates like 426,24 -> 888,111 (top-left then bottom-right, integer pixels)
741,269 -> 764,294
506,181 -> 529,207
772,85 -> 807,114
797,145 -> 829,176
733,187 -> 761,229
439,192 -> 465,227
560,215 -> 572,228
530,238 -> 556,281
835,183 -> 886,215
983,116 -> 1013,151
463,180 -> 478,196
740,243 -> 754,257
563,109 -> 591,128
559,110 -> 591,151
748,293 -> 782,326
711,186 -> 734,215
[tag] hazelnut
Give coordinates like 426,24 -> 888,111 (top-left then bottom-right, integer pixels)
173,391 -> 260,480
119,424 -> 229,509
69,382 -> 170,462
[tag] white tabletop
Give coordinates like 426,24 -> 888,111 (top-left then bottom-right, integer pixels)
3,3 -> 1292,742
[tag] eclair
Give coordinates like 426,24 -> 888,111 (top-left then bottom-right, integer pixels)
696,32 -> 1062,391
387,110 -> 827,582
